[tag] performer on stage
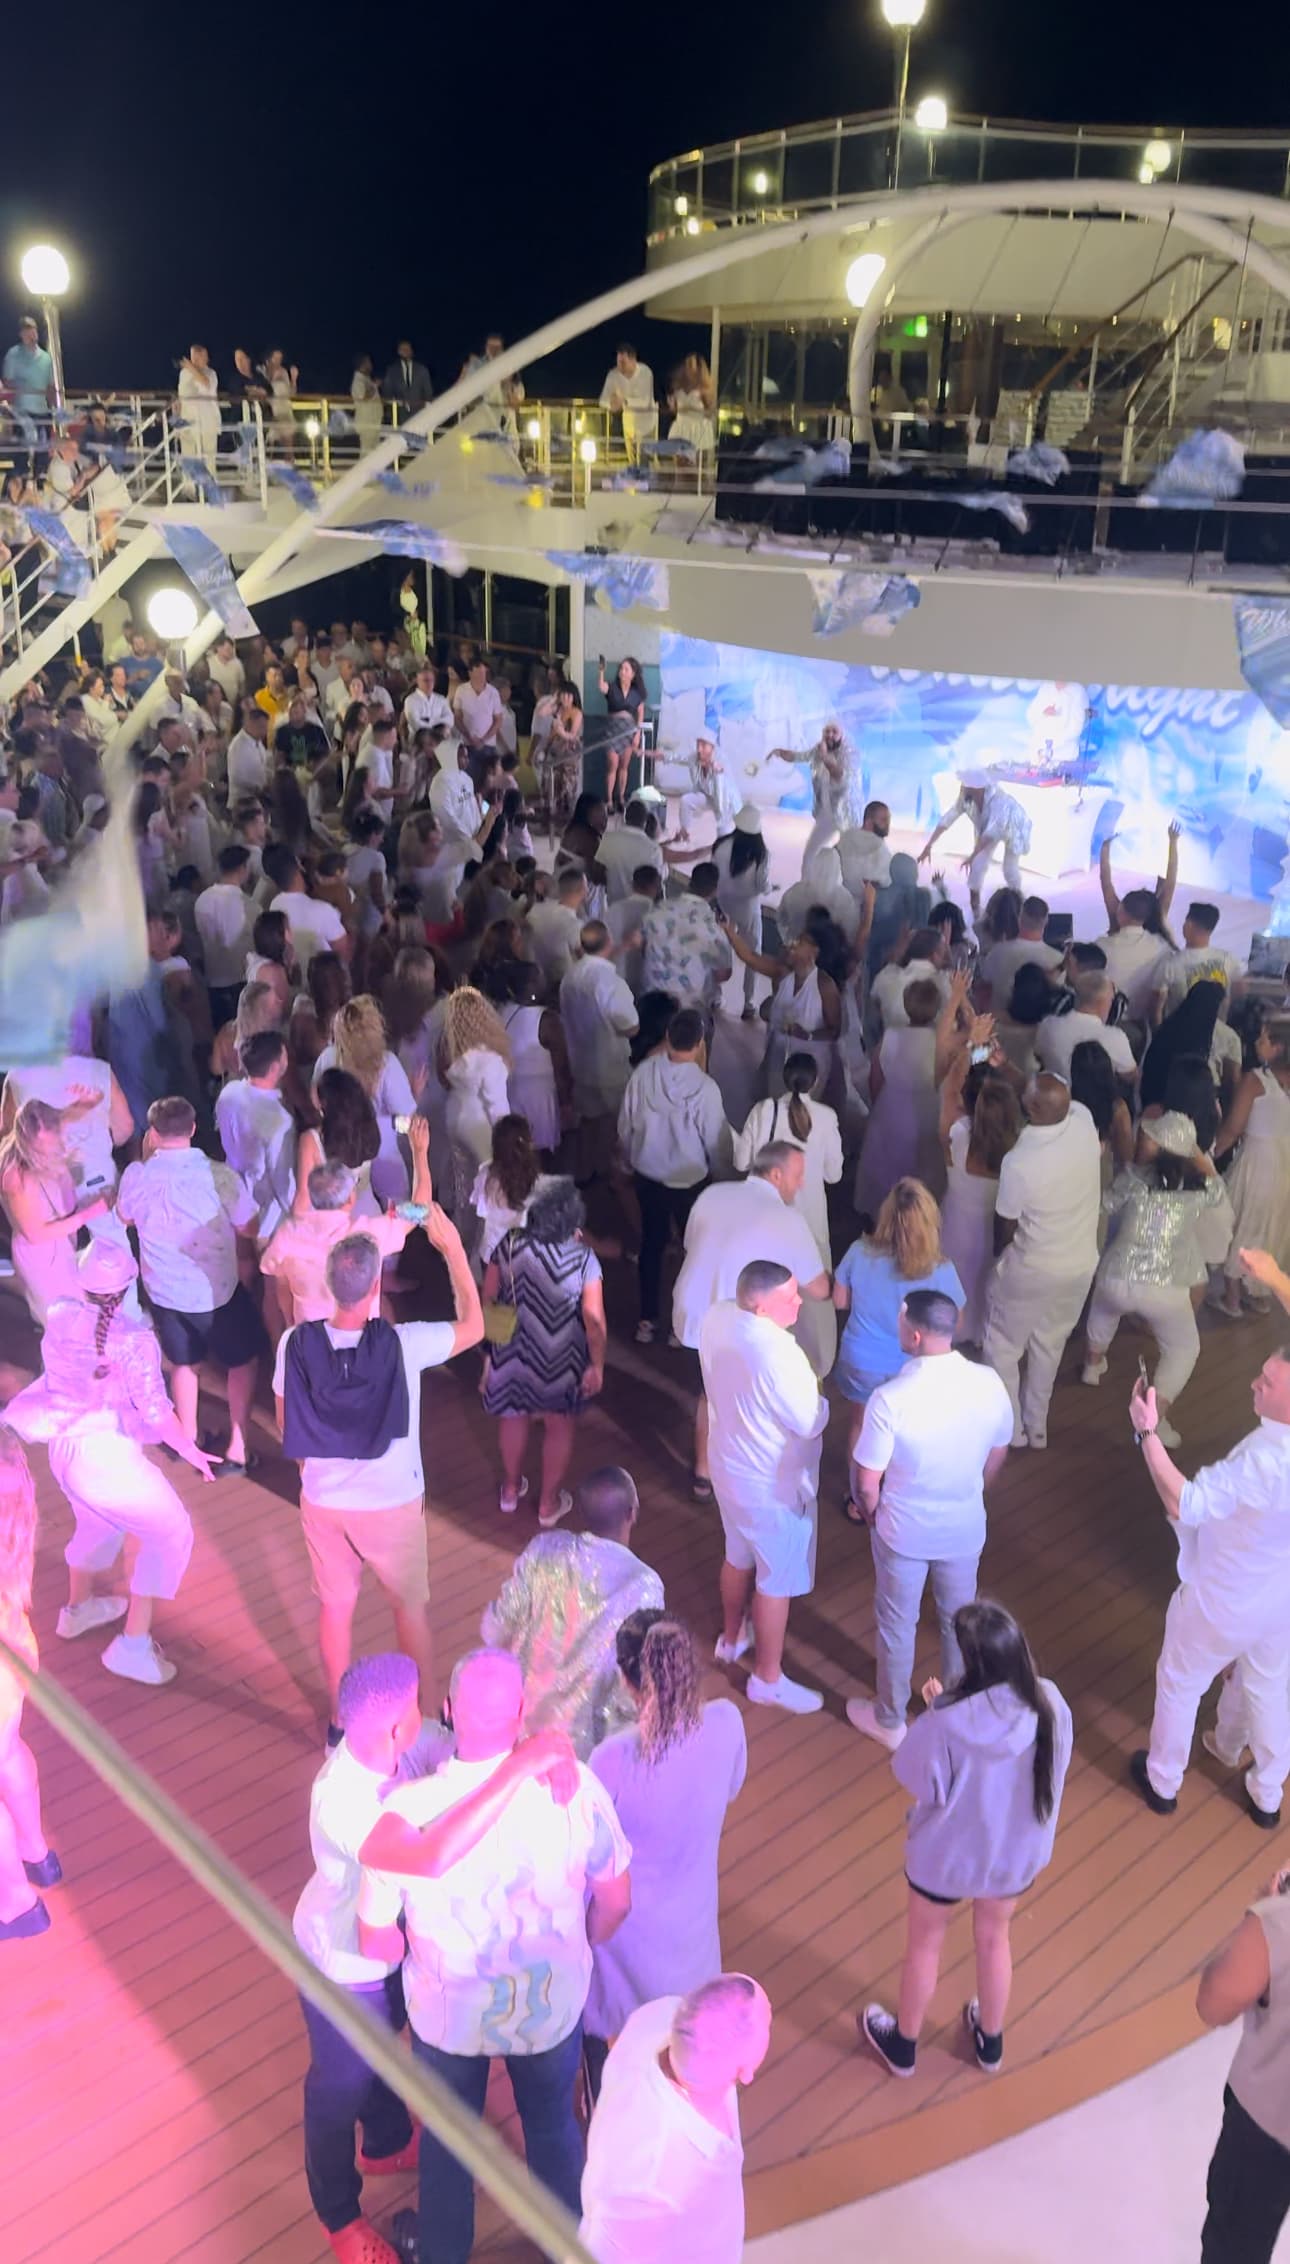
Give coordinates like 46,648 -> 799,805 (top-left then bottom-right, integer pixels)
918,774 -> 1032,914
768,722 -> 864,872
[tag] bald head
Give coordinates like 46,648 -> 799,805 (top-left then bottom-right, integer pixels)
670,1975 -> 773,2094
448,1647 -> 525,1758
1024,1071 -> 1071,1126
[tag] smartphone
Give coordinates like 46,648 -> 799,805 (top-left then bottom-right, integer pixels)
969,1043 -> 991,1065
395,1200 -> 429,1223
393,1114 -> 413,1136
1278,1872 -> 1290,1896
1137,1356 -> 1150,1388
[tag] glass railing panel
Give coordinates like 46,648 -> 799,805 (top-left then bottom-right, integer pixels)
1177,143 -> 1290,198
782,131 -> 839,211
702,154 -> 736,223
836,121 -> 892,198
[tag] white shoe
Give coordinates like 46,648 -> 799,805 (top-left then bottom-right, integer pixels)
714,1622 -> 753,1666
1010,1429 -> 1028,1451
1202,1728 -> 1248,1770
747,1671 -> 823,1714
845,1696 -> 906,1749
1080,1355 -> 1108,1387
1154,1416 -> 1182,1449
101,1633 -> 177,1686
634,1319 -> 657,1345
57,1596 -> 129,1641
1026,1431 -> 1048,1451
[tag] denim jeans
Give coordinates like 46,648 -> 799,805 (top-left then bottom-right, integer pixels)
300,1972 -> 413,2232
872,1529 -> 980,1730
412,2021 -> 586,2264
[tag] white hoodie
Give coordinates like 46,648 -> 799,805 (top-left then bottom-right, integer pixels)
617,1053 -> 728,1187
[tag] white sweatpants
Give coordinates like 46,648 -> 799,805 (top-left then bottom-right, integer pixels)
1085,1278 -> 1201,1405
983,1256 -> 1094,1442
1147,1582 -> 1290,1814
49,1432 -> 194,1601
968,842 -> 1024,897
802,809 -> 840,873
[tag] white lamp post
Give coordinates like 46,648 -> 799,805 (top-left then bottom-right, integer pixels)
19,243 -> 70,407
880,0 -> 927,191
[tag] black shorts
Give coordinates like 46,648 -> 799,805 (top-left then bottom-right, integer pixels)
150,1283 -> 267,1370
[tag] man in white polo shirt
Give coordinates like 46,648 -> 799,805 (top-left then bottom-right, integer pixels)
292,1648 -> 576,2264
1035,968 -> 1137,1085
226,700 -> 272,800
452,658 -> 503,753
194,843 -> 255,1026
700,1260 -> 829,1715
267,846 -> 352,972
402,662 -> 454,745
982,1072 -> 1102,1450
845,1289 -> 1013,1749
579,1976 -> 772,2264
274,1224 -> 483,1735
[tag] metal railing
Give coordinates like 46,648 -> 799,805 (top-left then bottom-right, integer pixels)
647,109 -> 1290,242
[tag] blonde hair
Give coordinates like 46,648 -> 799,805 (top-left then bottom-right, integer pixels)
0,1098 -> 65,1181
332,994 -> 392,1096
234,980 -> 282,1045
439,986 -> 511,1070
0,1429 -> 37,1611
869,1176 -> 944,1278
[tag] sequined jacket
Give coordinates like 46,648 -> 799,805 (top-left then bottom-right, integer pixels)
1098,1166 -> 1227,1291
481,1531 -> 664,1760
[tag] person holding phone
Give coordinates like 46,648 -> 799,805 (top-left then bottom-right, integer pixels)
597,657 -> 647,817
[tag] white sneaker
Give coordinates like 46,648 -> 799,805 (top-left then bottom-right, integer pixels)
845,1696 -> 907,1749
1010,1428 -> 1028,1450
1080,1355 -> 1108,1387
57,1596 -> 129,1641
747,1671 -> 823,1714
1026,1431 -> 1048,1451
714,1622 -> 753,1666
101,1633 -> 177,1686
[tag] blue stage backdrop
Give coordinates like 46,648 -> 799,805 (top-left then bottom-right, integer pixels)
658,632 -> 1290,904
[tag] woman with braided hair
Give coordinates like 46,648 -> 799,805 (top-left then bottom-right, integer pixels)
582,1609 -> 748,2096
0,1430 -> 60,1941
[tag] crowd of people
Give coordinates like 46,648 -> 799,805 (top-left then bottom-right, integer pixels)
0,591 -> 1289,2264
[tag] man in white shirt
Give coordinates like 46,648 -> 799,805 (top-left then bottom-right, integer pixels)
845,1289 -> 1013,1749
207,635 -> 246,708
1035,970 -> 1137,1085
226,701 -> 272,800
155,670 -> 203,741
268,848 -> 352,973
326,655 -> 361,729
596,800 -> 667,904
310,632 -> 339,698
977,896 -> 1063,1010
402,662 -> 454,744
525,867 -> 587,989
918,777 -> 1032,914
429,740 -> 488,847
1129,1354 -> 1290,1825
1096,885 -> 1169,1023
1154,900 -> 1245,1020
354,715 -> 398,825
598,342 -> 658,463
606,866 -> 661,996
356,1646 -> 632,2264
619,1009 -> 729,1344
274,1225 -> 482,1724
676,737 -> 739,842
769,722 -> 865,871
981,1074 -> 1102,1450
293,1648 -> 577,2261
214,1029 -> 296,1245
701,1261 -> 829,1714
641,868 -> 733,1023
561,922 -> 639,1177
837,800 -> 894,896
452,660 -> 503,753
673,1141 -> 829,1364
580,1976 -> 772,2264
116,1095 -> 267,1469
194,844 -> 255,1023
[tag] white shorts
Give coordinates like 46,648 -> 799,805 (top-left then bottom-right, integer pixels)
712,1479 -> 818,1598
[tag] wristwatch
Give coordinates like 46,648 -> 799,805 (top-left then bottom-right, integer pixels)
1133,1425 -> 1158,1448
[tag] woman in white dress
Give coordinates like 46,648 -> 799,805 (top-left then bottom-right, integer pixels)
710,808 -> 771,1019
0,1097 -> 115,1325
487,964 -> 571,1159
734,1052 -> 841,1375
177,345 -> 221,468
312,993 -> 418,1207
938,1053 -> 1021,1345
855,969 -> 975,1224
259,348 -> 299,454
1214,1004 -> 1290,1314
667,353 -> 716,461
436,987 -> 513,1247
350,354 -> 383,450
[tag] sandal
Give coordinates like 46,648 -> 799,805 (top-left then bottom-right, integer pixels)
539,1488 -> 574,1530
499,1476 -> 530,1516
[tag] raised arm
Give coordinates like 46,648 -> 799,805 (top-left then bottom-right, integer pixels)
1099,835 -> 1122,928
1156,819 -> 1180,921
423,1205 -> 484,1354
723,921 -> 783,980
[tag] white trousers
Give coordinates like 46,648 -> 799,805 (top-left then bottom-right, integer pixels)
968,842 -> 1024,897
983,1256 -> 1094,1442
49,1432 -> 194,1600
802,809 -> 840,873
1086,1278 -> 1201,1405
1147,1582 -> 1290,1813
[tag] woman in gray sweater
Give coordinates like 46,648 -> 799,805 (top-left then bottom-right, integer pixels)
862,1600 -> 1073,2078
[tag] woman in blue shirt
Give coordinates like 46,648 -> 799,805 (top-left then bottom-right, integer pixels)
833,1175 -> 963,1520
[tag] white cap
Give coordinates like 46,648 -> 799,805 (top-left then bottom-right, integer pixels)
734,805 -> 764,834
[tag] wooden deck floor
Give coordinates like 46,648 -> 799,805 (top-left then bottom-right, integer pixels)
1,1251 -> 1281,2264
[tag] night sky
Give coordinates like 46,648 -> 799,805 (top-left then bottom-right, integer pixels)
4,3 -> 1289,403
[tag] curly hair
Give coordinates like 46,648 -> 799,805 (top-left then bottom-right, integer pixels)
487,1114 -> 541,1212
524,1174 -> 583,1245
869,1176 -> 944,1278
439,985 -> 511,1070
332,994 -> 391,1097
0,1428 -> 37,1611
615,1608 -> 703,1765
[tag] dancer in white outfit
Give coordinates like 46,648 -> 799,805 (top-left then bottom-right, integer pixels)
1214,1005 -> 1290,1314
4,1242 -> 216,1685
981,1075 -> 1102,1450
176,345 -> 222,470
498,994 -> 565,1156
917,777 -> 1032,914
768,723 -> 865,872
710,809 -> 770,1019
677,738 -> 739,842
0,1095 -> 117,1325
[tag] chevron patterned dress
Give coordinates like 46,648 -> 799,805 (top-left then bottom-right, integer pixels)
481,1232 -> 603,1416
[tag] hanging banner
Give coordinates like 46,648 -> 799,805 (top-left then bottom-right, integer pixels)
159,523 -> 258,638
24,507 -> 91,597
316,521 -> 467,574
1234,597 -> 1290,729
178,458 -> 226,508
808,570 -> 921,639
546,551 -> 670,613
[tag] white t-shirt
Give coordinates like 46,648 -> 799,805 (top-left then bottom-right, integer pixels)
672,1177 -> 824,1350
208,651 -> 245,704
836,827 -> 893,894
700,1302 -> 826,1511
1035,1010 -> 1136,1081
357,1754 -> 631,2054
561,953 -> 639,1113
117,1148 -> 256,1312
598,362 -> 657,416
291,1728 -> 452,1985
979,936 -> 1062,1005
871,958 -> 949,1030
994,1101 -> 1102,1274
269,889 -> 346,972
525,898 -> 583,985
579,1995 -> 745,2264
1158,943 -> 1245,1013
274,1318 -> 457,1508
346,844 -> 387,939
214,1079 -> 297,1241
858,1350 -> 1014,1560
226,728 -> 270,799
5,1056 -> 117,1195
195,881 -> 254,988
1098,926 -> 1168,1019
326,673 -> 358,724
597,828 -> 666,905
453,681 -> 503,745
357,740 -> 395,802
